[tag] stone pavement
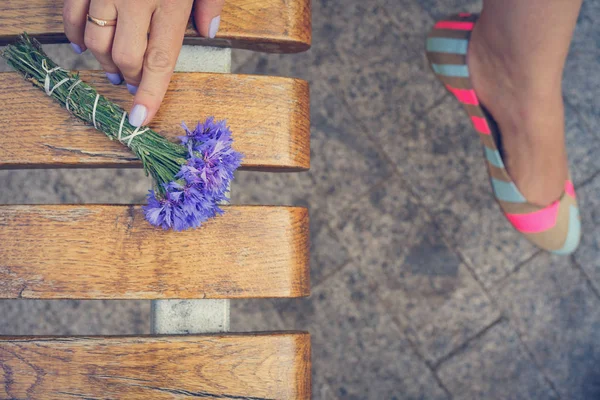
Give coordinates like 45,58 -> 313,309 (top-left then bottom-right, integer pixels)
229,0 -> 600,398
2,0 -> 600,398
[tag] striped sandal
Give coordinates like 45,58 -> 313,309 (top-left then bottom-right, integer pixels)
426,13 -> 581,255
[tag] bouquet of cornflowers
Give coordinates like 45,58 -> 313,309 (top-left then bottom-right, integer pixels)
2,34 -> 243,231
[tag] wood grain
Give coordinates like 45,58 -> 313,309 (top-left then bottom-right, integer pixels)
0,205 -> 310,299
0,0 -> 311,53
0,71 -> 310,171
0,333 -> 311,399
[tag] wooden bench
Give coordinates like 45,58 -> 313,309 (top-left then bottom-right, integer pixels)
0,334 -> 311,398
0,72 -> 310,171
0,1 -> 312,398
0,0 -> 312,53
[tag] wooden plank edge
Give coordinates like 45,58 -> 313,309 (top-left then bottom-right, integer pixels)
0,31 -> 311,55
0,331 -> 311,340
0,71 -> 310,171
0,205 -> 310,300
0,332 -> 311,400
0,34 -> 311,54
0,163 -> 309,172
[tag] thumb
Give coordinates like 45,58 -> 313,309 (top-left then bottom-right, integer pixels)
193,0 -> 225,38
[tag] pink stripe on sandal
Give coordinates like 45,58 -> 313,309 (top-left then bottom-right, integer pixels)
470,116 -> 491,134
565,181 -> 576,198
434,21 -> 476,31
505,202 -> 560,233
445,85 -> 479,105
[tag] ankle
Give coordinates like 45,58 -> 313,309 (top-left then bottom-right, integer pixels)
467,21 -> 568,207
468,23 -> 563,136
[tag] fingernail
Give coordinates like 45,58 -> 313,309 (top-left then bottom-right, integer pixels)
70,42 -> 84,54
209,15 -> 221,38
129,104 -> 147,127
106,72 -> 122,85
126,84 -> 138,95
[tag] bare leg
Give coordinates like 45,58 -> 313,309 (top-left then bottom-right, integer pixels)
468,0 -> 583,206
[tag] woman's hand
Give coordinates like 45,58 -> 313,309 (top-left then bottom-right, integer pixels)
63,0 -> 225,128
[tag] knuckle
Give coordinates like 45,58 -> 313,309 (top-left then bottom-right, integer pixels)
84,33 -> 105,53
62,10 -> 82,28
138,86 -> 159,98
112,49 -> 142,71
144,47 -> 173,73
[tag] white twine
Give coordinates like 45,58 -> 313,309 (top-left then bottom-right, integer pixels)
121,126 -> 149,146
118,111 -> 127,141
92,94 -> 100,129
40,60 -> 148,146
65,79 -> 82,111
41,59 -> 69,96
118,111 -> 148,145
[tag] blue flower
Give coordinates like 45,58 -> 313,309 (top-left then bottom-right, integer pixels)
178,119 -> 242,195
143,189 -> 178,230
180,117 -> 231,145
144,117 -> 243,231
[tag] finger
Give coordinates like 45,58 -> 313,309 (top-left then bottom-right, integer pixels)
84,0 -> 122,84
193,0 -> 225,38
129,2 -> 193,127
63,0 -> 91,53
112,5 -> 152,94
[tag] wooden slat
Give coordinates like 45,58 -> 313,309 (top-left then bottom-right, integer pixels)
0,333 -> 311,399
0,205 -> 310,299
0,0 -> 311,53
0,71 -> 310,171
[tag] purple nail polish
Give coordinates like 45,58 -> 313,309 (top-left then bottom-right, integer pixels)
70,42 -> 83,54
129,104 -> 148,127
106,72 -> 122,85
209,16 -> 221,38
127,84 -> 138,95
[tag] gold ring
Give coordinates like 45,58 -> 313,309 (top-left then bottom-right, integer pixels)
87,14 -> 117,27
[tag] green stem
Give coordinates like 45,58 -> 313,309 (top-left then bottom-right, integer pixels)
1,33 -> 187,196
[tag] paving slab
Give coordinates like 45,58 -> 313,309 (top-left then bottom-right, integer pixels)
492,252 -> 600,399
437,321 -> 559,400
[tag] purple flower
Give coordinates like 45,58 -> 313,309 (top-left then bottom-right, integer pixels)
143,189 -> 178,230
144,186 -> 200,231
177,119 -> 243,195
144,179 -> 226,231
144,117 -> 243,231
180,117 -> 231,146
167,181 -> 222,223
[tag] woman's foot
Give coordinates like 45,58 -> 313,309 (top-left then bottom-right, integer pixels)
467,20 -> 568,207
